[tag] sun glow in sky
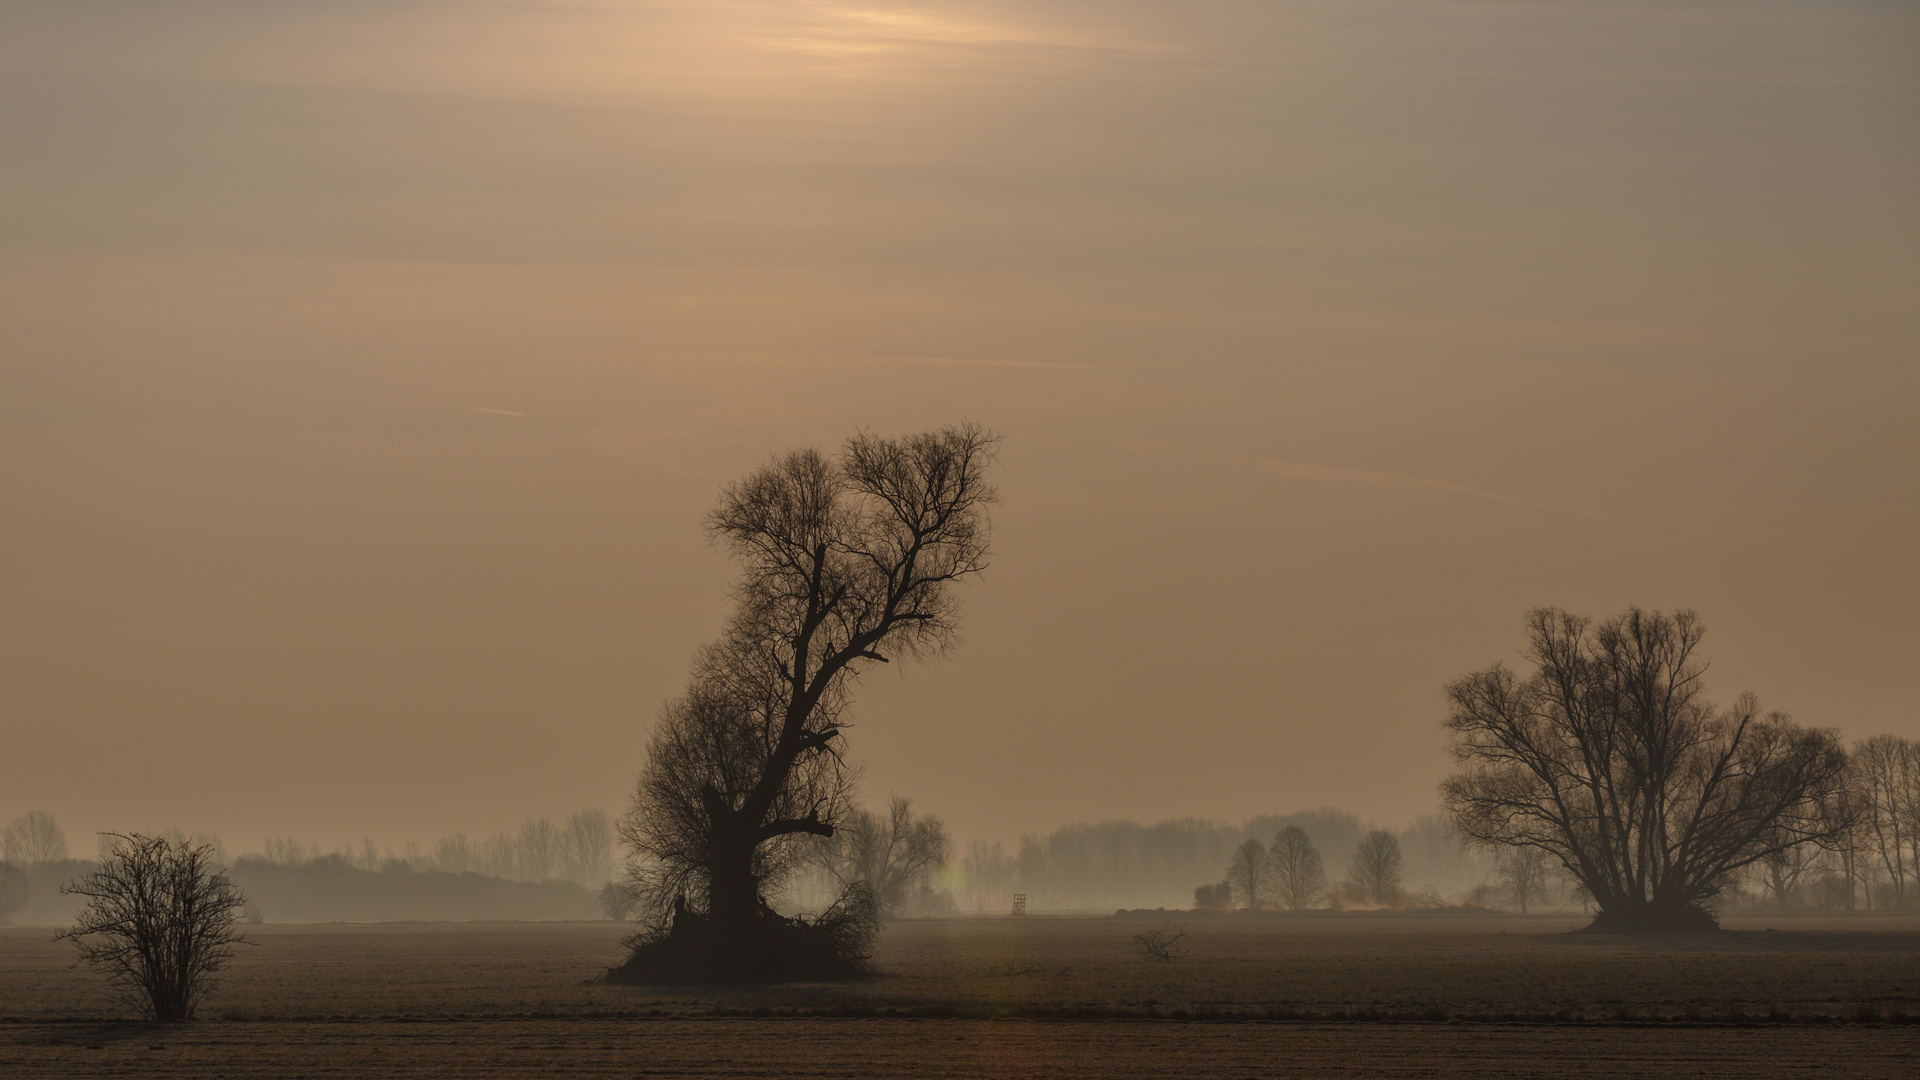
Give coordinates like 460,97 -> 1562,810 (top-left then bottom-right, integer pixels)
3,0 -> 1916,855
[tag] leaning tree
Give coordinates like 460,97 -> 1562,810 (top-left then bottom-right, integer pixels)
613,424 -> 997,979
1441,607 -> 1851,932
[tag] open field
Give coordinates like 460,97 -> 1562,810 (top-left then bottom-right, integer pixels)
4,914 -> 1918,1076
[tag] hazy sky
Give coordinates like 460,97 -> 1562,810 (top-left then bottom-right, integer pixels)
4,0 -> 1916,857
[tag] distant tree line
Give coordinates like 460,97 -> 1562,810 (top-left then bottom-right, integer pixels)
249,809 -> 615,888
1195,826 -> 1419,912
1,810 -> 620,925
929,810 -> 1487,914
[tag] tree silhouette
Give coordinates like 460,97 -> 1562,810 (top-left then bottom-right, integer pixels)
1223,838 -> 1269,909
57,833 -> 248,1020
1268,825 -> 1327,910
1442,607 -> 1851,932
613,425 -> 997,980
1345,830 -> 1403,906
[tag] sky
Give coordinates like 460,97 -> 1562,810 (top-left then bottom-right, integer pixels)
3,0 -> 1916,858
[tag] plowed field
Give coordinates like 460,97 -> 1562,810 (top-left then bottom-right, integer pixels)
4,914 -> 1916,1077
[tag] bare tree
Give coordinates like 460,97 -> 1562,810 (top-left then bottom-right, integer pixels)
959,840 -> 1016,915
1853,735 -> 1917,907
1755,839 -> 1820,910
1346,829 -> 1403,906
57,833 -> 249,1020
476,833 -> 519,879
1,811 -> 68,867
1268,826 -> 1327,910
516,817 -> 563,881
432,833 -> 474,875
811,796 -> 950,918
563,809 -> 615,885
1494,846 -> 1553,913
614,425 -> 997,977
1443,607 -> 1852,932
1223,838 -> 1270,909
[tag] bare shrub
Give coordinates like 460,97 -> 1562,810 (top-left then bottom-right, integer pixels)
57,833 -> 249,1020
1132,922 -> 1187,962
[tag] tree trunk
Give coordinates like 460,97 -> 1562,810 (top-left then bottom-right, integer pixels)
705,814 -> 761,928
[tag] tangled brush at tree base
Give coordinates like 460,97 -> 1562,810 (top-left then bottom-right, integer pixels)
1578,900 -> 1720,935
603,884 -> 879,985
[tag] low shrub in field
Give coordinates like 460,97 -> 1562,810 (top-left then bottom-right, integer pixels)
1577,899 -> 1720,934
604,884 -> 878,985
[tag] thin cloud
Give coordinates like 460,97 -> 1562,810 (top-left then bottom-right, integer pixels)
1119,437 -> 1622,521
471,407 -> 529,418
768,2 -> 1149,58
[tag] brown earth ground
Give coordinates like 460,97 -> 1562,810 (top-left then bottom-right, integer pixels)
3,913 -> 1917,1077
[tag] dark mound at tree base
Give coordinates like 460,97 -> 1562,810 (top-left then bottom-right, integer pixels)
604,889 -> 878,985
1578,903 -> 1720,934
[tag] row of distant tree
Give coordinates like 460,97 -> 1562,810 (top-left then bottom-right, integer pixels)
250,809 -> 616,888
2,809 -> 618,886
835,731 -> 1920,917
11,722 -> 1918,923
0,809 -> 621,926
923,810 -> 1485,915
1194,827 -> 1414,912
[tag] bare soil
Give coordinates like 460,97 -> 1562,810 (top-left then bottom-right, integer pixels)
4,913 -> 1917,1076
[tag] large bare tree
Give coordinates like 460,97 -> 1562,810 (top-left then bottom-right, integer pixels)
1442,607 -> 1851,932
620,425 -> 998,935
